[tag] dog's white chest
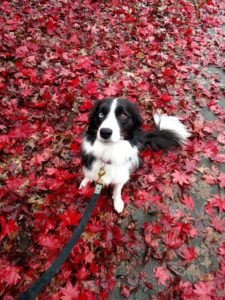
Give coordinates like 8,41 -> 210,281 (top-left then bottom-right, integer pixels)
82,139 -> 139,185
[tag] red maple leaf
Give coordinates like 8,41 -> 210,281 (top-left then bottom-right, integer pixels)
68,78 -> 80,88
75,264 -> 89,281
209,195 -> 225,213
162,231 -> 183,249
214,153 -> 225,163
6,176 -> 26,191
179,281 -> 195,299
78,182 -> 95,198
78,290 -> 96,300
120,285 -> 131,298
203,140 -> 218,158
15,45 -> 29,58
0,264 -> 21,286
133,190 -> 149,208
42,68 -> 56,82
172,170 -> 190,186
84,251 -> 95,264
203,173 -> 217,185
60,209 -> 81,227
160,94 -> 172,102
182,194 -> 195,209
70,142 -> 80,153
194,281 -> 215,300
37,234 -> 61,250
20,83 -> 33,97
210,216 -> 225,233
0,216 -> 18,240
8,123 -> 36,139
75,113 -> 89,124
79,100 -> 93,112
45,177 -> 64,190
60,282 -> 79,300
153,266 -> 170,286
179,246 -> 197,262
218,173 -> 225,188
219,262 -> 225,276
0,135 -> 10,150
103,83 -> 121,97
217,242 -> 225,256
85,81 -> 98,95
217,133 -> 225,144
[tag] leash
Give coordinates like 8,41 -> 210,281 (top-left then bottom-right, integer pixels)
18,167 -> 105,300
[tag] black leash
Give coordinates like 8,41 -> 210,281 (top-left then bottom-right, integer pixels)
18,168 -> 105,300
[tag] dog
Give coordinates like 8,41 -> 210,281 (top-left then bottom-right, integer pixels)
80,97 -> 190,213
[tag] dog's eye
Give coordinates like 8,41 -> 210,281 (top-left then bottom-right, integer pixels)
118,113 -> 128,120
98,112 -> 104,119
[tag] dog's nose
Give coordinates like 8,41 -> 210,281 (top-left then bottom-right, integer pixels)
100,128 -> 113,139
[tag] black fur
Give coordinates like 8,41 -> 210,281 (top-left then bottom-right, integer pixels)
85,98 -> 114,144
82,98 -> 184,168
141,130 -> 182,151
85,98 -> 143,143
81,151 -> 96,170
116,98 -> 142,140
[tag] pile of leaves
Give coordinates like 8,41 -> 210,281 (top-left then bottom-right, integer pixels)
0,0 -> 225,299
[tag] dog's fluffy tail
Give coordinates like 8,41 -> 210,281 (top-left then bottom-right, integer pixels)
142,114 -> 190,151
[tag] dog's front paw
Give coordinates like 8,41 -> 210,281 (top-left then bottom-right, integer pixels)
79,177 -> 89,189
113,198 -> 124,213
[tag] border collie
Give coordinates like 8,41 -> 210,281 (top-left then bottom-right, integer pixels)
80,98 -> 190,213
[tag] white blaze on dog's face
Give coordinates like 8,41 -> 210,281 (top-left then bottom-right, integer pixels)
97,99 -> 121,143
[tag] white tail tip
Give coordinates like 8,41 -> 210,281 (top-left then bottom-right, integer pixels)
153,114 -> 191,142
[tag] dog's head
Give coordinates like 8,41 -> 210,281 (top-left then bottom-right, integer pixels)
86,98 -> 142,143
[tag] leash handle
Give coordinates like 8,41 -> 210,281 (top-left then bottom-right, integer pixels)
18,183 -> 103,300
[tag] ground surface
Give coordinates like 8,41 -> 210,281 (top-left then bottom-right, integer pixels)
0,1 -> 225,299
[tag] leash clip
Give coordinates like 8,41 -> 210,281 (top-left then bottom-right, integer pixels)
94,167 -> 105,194
96,167 -> 105,186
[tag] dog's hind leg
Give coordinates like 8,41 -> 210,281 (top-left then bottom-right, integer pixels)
113,183 -> 125,213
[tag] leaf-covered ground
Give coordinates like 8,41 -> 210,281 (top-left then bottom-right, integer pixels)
0,0 -> 225,299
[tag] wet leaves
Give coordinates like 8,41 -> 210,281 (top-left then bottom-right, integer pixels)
0,0 -> 225,299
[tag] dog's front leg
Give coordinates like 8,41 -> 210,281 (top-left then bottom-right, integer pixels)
113,183 -> 125,213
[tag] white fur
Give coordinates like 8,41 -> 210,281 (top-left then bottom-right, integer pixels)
153,114 -> 191,142
80,99 -> 190,213
82,139 -> 139,185
81,139 -> 139,213
113,183 -> 124,213
81,98 -> 139,212
83,139 -> 139,168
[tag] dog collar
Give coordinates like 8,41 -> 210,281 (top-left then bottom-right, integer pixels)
100,158 -> 112,165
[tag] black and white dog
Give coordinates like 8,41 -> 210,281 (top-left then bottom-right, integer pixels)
80,98 -> 190,213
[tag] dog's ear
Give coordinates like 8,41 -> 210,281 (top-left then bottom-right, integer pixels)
130,102 -> 143,128
88,100 -> 101,125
